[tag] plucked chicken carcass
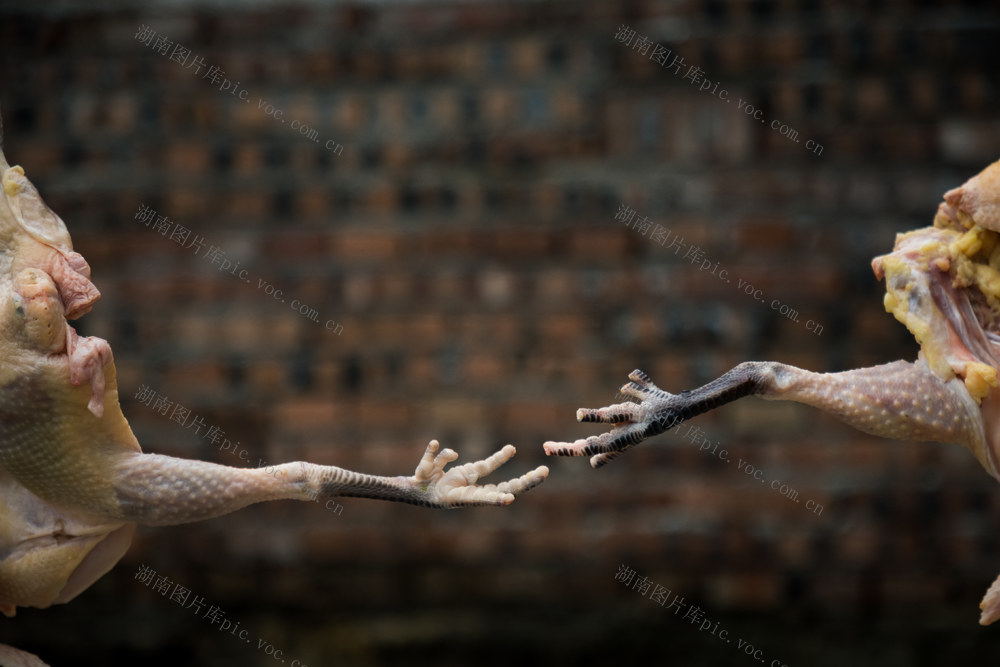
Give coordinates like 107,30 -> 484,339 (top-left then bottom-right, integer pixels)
0,116 -> 547,667
546,160 -> 1000,626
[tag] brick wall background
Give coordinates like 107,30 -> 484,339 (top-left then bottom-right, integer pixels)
2,1 -> 1000,665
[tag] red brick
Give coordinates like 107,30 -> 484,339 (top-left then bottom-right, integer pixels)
709,572 -> 780,609
273,398 -> 342,435
333,229 -> 398,260
463,353 -> 506,384
246,360 -> 291,395
363,181 -> 399,215
487,228 -> 551,258
856,77 -> 891,118
539,312 -> 587,344
569,227 -> 628,261
334,93 -> 369,133
162,360 -> 228,398
225,189 -> 271,219
165,141 -> 211,172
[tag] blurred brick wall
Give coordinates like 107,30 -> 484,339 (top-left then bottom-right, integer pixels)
2,1 -> 1000,665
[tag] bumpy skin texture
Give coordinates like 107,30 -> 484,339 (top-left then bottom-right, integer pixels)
0,126 -> 547,665
545,159 -> 1000,626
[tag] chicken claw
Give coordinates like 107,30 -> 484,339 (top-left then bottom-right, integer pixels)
543,369 -> 684,468
413,440 -> 549,507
